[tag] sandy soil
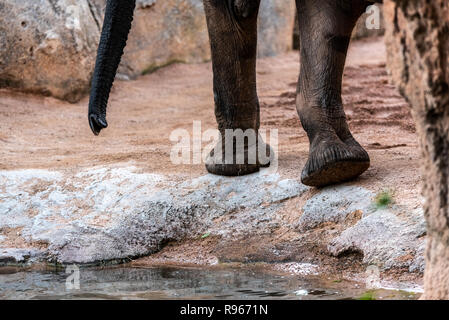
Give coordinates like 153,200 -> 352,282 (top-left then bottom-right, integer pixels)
0,37 -> 423,284
0,36 -> 421,204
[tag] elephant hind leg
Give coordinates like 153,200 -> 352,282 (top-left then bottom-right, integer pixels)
296,0 -> 370,187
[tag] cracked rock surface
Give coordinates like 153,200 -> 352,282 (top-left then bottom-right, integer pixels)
0,165 -> 425,273
0,166 -> 306,264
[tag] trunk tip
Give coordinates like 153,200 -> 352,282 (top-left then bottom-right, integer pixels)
89,113 -> 108,136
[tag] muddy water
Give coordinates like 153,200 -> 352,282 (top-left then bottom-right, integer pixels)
0,266 -> 419,300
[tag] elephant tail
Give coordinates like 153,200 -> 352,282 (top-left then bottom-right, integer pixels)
88,0 -> 136,135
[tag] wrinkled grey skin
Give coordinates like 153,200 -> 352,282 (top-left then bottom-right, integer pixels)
88,0 -> 382,187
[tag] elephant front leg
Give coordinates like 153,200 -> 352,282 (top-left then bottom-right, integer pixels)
296,0 -> 371,187
203,0 -> 272,176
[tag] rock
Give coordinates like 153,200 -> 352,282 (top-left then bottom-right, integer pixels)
89,0 -> 211,79
0,0 -> 100,102
297,186 -> 374,232
328,207 -> 426,272
0,165 -> 427,271
409,242 -> 426,274
383,1 -> 404,86
137,0 -> 157,9
384,0 -> 449,299
0,167 -> 306,264
257,0 -> 296,57
274,262 -> 319,276
296,183 -> 426,272
352,3 -> 385,40
383,0 -> 449,104
0,248 -> 44,265
0,0 -> 296,102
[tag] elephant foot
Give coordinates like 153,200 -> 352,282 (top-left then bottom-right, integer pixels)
301,134 -> 370,187
205,135 -> 273,176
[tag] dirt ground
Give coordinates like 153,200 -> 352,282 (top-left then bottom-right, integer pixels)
0,37 -> 423,285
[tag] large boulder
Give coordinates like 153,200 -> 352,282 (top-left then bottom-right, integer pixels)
89,0 -> 211,79
384,0 -> 449,299
257,0 -> 296,57
0,0 -> 100,102
0,167 -> 306,264
0,0 -> 296,102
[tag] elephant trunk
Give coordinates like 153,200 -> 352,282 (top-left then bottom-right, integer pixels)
88,0 -> 136,135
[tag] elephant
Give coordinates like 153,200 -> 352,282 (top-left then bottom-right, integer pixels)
88,0 -> 382,187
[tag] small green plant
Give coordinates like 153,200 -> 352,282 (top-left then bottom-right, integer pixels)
201,232 -> 211,239
333,279 -> 342,283
374,189 -> 394,209
358,290 -> 376,300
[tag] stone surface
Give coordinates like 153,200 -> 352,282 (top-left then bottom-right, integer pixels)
0,0 -> 296,101
257,0 -> 296,58
384,0 -> 449,299
89,0 -> 211,79
297,184 -> 426,272
0,164 -> 426,273
298,186 -> 374,232
0,166 -> 306,264
328,207 -> 426,273
0,248 -> 44,264
0,0 -> 100,102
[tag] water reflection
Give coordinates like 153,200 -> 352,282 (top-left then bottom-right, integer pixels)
0,266 -> 419,300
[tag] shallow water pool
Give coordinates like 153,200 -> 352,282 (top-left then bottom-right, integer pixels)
0,265 -> 420,300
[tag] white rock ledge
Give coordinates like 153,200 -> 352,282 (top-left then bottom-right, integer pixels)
0,165 -> 426,273
0,166 -> 306,265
